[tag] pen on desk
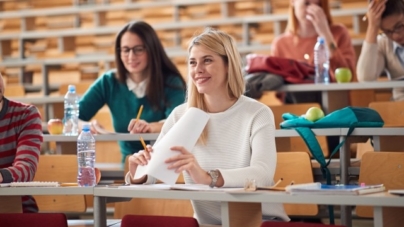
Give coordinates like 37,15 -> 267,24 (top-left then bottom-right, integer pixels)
140,136 -> 147,151
136,105 -> 144,122
273,178 -> 283,188
60,183 -> 78,187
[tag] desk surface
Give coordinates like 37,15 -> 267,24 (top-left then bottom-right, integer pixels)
93,187 -> 404,207
42,128 -> 404,142
279,81 -> 404,92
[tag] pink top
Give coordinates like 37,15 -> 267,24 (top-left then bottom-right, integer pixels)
271,24 -> 356,82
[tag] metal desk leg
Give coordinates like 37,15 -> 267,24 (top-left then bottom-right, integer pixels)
94,196 -> 107,227
221,202 -> 230,227
373,136 -> 381,151
373,206 -> 383,227
339,136 -> 352,227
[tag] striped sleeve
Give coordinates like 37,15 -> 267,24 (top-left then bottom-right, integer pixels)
0,104 -> 43,183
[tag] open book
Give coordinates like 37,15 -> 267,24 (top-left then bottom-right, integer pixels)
286,183 -> 385,195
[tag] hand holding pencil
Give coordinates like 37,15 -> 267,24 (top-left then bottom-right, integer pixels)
128,105 -> 151,133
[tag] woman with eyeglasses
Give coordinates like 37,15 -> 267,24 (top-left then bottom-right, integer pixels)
357,0 -> 404,101
79,21 -> 186,164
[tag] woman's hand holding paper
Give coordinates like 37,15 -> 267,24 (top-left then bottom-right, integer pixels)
128,145 -> 153,183
165,146 -> 211,185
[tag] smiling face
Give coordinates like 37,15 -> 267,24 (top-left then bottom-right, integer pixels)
119,32 -> 148,80
188,45 -> 228,97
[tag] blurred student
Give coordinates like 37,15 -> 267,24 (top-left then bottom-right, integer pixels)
357,0 -> 404,101
79,21 -> 186,164
246,0 -> 356,102
0,73 -> 43,212
125,28 -> 289,225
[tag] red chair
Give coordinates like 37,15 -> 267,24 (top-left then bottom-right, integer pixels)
0,213 -> 68,227
121,215 -> 199,227
260,222 -> 346,227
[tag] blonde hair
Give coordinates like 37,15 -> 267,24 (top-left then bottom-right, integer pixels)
286,0 -> 333,34
187,28 -> 245,143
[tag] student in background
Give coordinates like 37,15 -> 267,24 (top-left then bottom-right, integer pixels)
79,21 -> 186,164
125,28 -> 289,225
357,0 -> 404,101
0,73 -> 43,212
245,0 -> 356,102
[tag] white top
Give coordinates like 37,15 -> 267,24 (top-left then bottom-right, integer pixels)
126,77 -> 147,98
139,96 -> 289,224
357,35 -> 404,101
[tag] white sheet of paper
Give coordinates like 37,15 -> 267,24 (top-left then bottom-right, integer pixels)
134,107 -> 210,184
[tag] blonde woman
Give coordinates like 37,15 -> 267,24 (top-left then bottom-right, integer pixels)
126,28 -> 289,225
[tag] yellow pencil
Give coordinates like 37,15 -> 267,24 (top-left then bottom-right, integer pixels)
139,136 -> 147,151
136,105 -> 144,122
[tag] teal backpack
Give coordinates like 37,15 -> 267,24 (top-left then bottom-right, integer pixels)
280,106 -> 384,224
280,106 -> 384,184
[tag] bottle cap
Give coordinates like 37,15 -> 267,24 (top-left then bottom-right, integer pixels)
82,123 -> 91,132
317,37 -> 325,44
68,85 -> 76,92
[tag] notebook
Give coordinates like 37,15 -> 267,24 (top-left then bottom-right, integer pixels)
286,183 -> 385,195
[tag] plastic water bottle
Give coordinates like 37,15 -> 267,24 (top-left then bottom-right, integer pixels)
63,85 -> 79,135
77,124 -> 96,187
314,37 -> 330,84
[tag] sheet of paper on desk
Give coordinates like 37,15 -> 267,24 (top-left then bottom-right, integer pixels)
93,123 -> 116,135
118,184 -> 171,190
170,184 -> 243,192
134,108 -> 210,185
388,190 -> 404,196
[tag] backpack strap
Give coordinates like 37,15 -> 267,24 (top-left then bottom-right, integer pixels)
294,127 -> 335,224
326,123 -> 357,167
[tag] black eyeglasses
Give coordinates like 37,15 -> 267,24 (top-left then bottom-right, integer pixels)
118,45 -> 146,57
382,23 -> 404,37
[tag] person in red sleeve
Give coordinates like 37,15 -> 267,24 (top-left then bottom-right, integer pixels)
0,73 -> 43,212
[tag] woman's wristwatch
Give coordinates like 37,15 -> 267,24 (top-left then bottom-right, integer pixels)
207,170 -> 219,188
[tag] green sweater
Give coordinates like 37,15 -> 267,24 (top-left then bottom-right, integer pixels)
79,71 -> 186,163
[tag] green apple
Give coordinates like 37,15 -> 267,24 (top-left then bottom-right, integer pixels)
304,107 -> 325,122
335,67 -> 352,83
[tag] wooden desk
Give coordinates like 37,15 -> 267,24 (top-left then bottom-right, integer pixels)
279,81 -> 404,113
93,187 -> 404,227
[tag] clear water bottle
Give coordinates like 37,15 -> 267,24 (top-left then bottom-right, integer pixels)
63,85 -> 79,135
77,124 -> 96,187
314,37 -> 330,84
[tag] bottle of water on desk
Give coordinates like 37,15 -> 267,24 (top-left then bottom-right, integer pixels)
77,124 -> 96,187
314,37 -> 330,84
63,85 -> 79,135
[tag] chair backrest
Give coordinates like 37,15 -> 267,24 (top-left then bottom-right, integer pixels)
356,152 -> 404,227
4,84 -> 25,97
275,152 -> 318,216
33,155 -> 87,212
269,103 -> 329,157
0,213 -> 68,227
260,221 -> 345,227
369,101 -> 404,127
121,215 -> 199,227
368,101 -> 404,151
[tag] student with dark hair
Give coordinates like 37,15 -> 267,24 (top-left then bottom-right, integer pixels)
357,0 -> 404,101
79,21 -> 186,163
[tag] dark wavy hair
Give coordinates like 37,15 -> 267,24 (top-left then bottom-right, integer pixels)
382,0 -> 404,19
114,21 -> 186,110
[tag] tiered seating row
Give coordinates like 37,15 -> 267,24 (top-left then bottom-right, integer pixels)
0,0 -> 368,95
